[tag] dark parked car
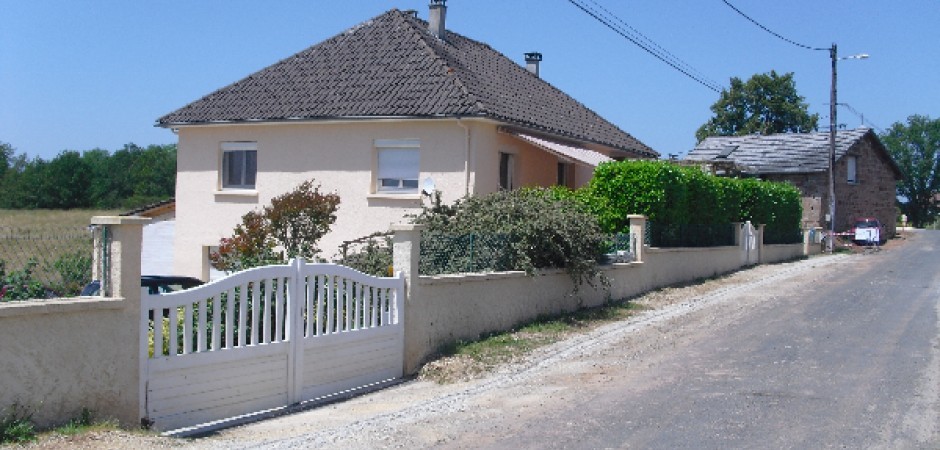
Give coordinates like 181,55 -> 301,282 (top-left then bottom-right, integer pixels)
81,275 -> 204,297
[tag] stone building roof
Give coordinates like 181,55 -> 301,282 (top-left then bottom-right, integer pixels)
157,9 -> 656,158
687,128 -> 901,178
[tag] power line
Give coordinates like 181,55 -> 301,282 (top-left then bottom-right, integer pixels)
719,0 -> 827,52
584,0 -> 723,90
839,103 -> 883,132
567,0 -> 724,93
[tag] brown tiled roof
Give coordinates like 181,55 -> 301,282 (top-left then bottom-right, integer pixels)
157,9 -> 656,158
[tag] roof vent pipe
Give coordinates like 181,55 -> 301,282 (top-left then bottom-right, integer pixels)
524,52 -> 542,77
429,0 -> 447,40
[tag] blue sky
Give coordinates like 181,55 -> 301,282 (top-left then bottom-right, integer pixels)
2,1 -> 938,161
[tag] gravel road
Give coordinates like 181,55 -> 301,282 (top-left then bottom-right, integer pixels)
203,248 -> 864,448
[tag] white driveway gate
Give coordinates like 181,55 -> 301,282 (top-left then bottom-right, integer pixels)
139,259 -> 405,431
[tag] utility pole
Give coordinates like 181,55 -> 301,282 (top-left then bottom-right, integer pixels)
828,43 -> 837,253
827,45 -> 868,253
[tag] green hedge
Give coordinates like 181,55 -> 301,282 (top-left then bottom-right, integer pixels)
582,160 -> 801,233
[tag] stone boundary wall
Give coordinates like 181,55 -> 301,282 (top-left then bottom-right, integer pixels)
396,218 -> 815,373
0,217 -> 147,429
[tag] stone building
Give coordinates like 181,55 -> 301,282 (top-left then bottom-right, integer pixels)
686,128 -> 902,237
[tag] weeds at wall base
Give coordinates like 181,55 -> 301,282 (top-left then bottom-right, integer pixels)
0,405 -> 119,445
0,404 -> 36,444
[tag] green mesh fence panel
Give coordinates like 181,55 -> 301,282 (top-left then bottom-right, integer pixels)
763,226 -> 804,245
646,222 -> 735,248
419,233 -> 515,275
0,226 -> 95,300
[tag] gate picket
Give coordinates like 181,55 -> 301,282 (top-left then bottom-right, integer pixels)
140,260 -> 404,431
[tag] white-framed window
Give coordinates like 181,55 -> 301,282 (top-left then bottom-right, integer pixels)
375,139 -> 420,193
221,142 -> 257,189
846,156 -> 858,184
499,152 -> 515,190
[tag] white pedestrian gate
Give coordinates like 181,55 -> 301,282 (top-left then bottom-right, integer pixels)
743,221 -> 759,265
139,259 -> 405,431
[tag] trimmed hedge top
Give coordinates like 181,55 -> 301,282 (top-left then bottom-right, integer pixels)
582,160 -> 802,233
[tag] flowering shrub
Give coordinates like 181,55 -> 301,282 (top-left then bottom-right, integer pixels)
210,180 -> 340,272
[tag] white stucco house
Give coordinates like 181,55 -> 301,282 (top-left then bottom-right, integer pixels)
157,2 -> 657,280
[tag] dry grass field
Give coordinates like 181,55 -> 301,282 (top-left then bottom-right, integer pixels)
0,209 -> 120,229
1,209 -> 119,298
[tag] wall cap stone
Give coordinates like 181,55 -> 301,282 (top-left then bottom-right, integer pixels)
0,297 -> 126,318
91,216 -> 151,226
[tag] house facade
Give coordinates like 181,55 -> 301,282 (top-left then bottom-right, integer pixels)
687,128 -> 901,238
158,4 -> 656,280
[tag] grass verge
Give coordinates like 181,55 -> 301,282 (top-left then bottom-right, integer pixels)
418,298 -> 647,384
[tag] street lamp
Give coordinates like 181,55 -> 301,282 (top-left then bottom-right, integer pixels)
827,44 -> 869,253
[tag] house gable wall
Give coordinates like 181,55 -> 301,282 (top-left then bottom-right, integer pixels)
833,136 -> 898,237
764,135 -> 897,237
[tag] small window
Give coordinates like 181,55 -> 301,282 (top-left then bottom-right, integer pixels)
499,152 -> 515,190
221,142 -> 257,189
376,139 -> 420,193
847,156 -> 857,183
557,162 -> 573,188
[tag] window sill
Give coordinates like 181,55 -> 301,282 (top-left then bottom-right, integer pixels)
367,193 -> 422,201
214,189 -> 259,198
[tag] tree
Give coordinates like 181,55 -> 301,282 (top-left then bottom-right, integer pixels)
696,71 -> 819,142
0,142 -> 13,177
881,115 -> 940,227
210,180 -> 340,272
39,151 -> 91,209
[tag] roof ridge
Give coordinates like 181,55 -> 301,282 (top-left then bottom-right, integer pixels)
396,11 -> 486,115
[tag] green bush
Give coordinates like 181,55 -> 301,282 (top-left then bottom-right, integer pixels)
738,178 -> 802,232
51,250 -> 92,296
583,160 -> 801,235
412,188 -> 606,287
337,234 -> 393,277
585,161 -> 690,233
0,260 -> 46,301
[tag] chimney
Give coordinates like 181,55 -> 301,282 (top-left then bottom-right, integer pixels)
429,0 -> 447,40
524,52 -> 542,77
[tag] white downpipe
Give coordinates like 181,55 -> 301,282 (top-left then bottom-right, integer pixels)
457,118 -> 472,196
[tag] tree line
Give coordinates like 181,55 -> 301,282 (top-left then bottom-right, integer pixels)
0,142 -> 176,210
